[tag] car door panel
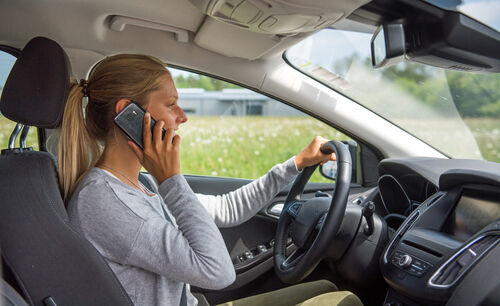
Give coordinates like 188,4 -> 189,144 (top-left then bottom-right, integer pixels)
185,174 -> 375,290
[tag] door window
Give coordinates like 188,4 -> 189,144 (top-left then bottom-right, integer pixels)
170,67 -> 352,183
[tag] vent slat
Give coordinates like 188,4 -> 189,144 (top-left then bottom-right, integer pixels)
430,234 -> 500,287
384,210 -> 420,262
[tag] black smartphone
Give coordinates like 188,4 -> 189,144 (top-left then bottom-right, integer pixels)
113,101 -> 166,150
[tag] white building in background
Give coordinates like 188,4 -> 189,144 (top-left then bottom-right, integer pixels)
178,88 -> 305,116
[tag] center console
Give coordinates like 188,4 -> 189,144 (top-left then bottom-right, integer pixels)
380,184 -> 500,305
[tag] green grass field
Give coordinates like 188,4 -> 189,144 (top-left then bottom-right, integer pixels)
0,116 -> 39,150
177,116 -> 350,183
1,115 -> 499,183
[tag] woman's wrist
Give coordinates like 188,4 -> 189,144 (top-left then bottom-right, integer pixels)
151,169 -> 179,185
294,155 -> 305,172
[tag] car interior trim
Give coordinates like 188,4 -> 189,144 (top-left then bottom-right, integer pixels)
428,232 -> 500,289
109,15 -> 190,43
383,209 -> 420,264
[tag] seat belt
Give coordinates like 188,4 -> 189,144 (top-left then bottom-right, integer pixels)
138,173 -> 188,306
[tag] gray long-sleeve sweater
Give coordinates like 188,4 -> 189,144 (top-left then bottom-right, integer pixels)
67,157 -> 299,306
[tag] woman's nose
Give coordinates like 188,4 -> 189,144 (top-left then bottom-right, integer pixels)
177,107 -> 188,124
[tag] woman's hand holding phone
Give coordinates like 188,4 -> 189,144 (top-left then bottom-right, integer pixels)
128,112 -> 181,184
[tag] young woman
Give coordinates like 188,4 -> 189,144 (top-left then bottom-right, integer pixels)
59,54 -> 336,306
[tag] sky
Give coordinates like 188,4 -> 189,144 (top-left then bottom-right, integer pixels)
0,52 -> 16,90
286,29 -> 369,73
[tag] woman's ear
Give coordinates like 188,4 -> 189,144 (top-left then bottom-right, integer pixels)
115,99 -> 131,115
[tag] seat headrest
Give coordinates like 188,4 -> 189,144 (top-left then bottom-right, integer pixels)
0,37 -> 71,129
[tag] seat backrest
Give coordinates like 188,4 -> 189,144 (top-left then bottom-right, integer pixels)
0,37 -> 133,306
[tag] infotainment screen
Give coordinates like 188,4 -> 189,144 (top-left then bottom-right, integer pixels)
443,189 -> 500,241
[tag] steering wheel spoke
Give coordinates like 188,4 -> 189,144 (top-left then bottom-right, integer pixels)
281,248 -> 306,270
315,212 -> 328,230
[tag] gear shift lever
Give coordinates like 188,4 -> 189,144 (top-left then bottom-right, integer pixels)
362,201 -> 375,236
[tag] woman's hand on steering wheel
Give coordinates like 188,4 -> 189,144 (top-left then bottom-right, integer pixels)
294,136 -> 337,171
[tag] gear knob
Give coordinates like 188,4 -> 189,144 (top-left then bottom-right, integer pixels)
362,201 -> 375,236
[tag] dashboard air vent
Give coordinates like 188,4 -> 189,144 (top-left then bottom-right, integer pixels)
429,234 -> 500,288
426,192 -> 444,208
383,210 -> 420,263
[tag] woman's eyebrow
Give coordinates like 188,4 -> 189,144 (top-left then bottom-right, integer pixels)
164,96 -> 178,103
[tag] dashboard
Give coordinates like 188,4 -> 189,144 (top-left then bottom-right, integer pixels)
375,157 -> 500,305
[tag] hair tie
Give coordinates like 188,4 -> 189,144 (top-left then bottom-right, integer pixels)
79,79 -> 89,97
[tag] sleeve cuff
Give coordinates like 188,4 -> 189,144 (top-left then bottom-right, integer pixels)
290,156 -> 302,174
157,174 -> 191,199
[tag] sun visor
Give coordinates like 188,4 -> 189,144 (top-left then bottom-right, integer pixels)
194,18 -> 284,60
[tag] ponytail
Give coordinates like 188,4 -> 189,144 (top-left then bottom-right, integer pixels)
58,83 -> 101,203
58,54 -> 171,203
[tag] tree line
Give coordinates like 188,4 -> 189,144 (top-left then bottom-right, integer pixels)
173,74 -> 240,91
381,63 -> 500,118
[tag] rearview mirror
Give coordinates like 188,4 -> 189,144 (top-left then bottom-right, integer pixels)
370,23 -> 406,68
371,8 -> 500,73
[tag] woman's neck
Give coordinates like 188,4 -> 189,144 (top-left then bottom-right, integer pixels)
97,140 -> 142,185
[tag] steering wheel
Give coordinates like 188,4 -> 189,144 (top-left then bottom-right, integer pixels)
274,140 -> 352,284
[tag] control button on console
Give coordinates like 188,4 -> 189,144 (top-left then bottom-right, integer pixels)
257,245 -> 267,253
398,254 -> 412,268
408,264 -> 426,277
243,251 -> 254,260
409,266 -> 419,274
391,251 -> 432,277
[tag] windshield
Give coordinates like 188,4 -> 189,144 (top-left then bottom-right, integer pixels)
286,29 -> 500,162
424,0 -> 500,32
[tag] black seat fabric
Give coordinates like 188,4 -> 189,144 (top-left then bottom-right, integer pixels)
0,37 -> 133,305
0,37 -> 70,128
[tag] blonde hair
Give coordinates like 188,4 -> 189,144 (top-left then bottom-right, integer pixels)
58,54 -> 171,203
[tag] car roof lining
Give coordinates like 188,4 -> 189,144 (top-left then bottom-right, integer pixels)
0,0 -> 371,61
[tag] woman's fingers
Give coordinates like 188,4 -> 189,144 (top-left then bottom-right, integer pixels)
143,112 -> 152,149
317,151 -> 335,164
172,134 -> 181,148
153,120 -> 165,147
163,128 -> 175,148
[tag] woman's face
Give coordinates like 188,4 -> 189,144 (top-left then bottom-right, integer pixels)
145,77 -> 188,131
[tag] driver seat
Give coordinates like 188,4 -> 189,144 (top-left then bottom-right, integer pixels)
0,37 -> 133,305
